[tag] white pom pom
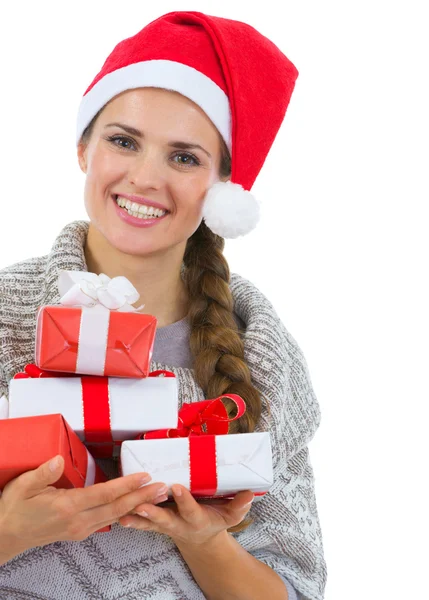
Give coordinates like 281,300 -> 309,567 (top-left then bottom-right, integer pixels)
202,181 -> 260,238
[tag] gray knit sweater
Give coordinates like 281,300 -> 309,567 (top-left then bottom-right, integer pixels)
0,221 -> 327,600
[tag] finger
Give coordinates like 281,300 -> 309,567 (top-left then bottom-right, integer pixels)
227,490 -> 254,513
132,493 -> 172,515
12,455 -> 65,499
119,504 -> 177,530
220,491 -> 254,522
170,485 -> 204,524
198,498 -> 231,506
85,482 -> 169,526
203,491 -> 254,524
68,473 -> 156,512
118,514 -> 154,530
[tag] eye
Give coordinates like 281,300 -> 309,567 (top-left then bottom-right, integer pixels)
106,135 -> 137,150
172,152 -> 201,168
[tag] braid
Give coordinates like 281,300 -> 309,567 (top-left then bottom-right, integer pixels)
183,221 -> 263,433
183,221 -> 263,533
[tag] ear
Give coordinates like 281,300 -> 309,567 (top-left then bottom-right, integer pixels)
77,142 -> 88,174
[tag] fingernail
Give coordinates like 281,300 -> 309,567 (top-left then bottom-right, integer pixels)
49,456 -> 60,472
156,485 -> 168,497
139,474 -> 152,486
153,494 -> 168,504
138,510 -> 149,518
172,485 -> 182,497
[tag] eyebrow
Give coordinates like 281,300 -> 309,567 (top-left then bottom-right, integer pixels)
104,122 -> 212,159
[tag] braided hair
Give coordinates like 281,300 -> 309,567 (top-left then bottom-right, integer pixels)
183,135 -> 262,433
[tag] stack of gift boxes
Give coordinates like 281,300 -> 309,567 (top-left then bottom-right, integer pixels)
0,271 -> 273,530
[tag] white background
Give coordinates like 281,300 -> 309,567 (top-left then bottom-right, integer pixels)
0,1 -> 428,598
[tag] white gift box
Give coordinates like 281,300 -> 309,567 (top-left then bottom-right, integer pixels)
8,376 -> 178,444
120,432 -> 273,498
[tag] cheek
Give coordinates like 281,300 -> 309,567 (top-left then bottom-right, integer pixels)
176,174 -> 211,213
84,154 -> 125,206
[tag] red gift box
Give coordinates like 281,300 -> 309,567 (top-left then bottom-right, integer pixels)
35,305 -> 157,377
0,414 -> 110,532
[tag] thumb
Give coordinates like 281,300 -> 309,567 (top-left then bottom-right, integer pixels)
18,455 -> 65,498
225,491 -> 254,518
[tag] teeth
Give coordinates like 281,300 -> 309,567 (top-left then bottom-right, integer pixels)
115,196 -> 167,218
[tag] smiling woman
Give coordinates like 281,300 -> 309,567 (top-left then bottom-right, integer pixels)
0,9 -> 327,600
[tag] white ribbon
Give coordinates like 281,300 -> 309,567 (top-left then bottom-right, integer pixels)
58,271 -> 144,312
57,271 -> 145,376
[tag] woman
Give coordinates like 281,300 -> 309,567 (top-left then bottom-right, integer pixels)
0,11 -> 327,600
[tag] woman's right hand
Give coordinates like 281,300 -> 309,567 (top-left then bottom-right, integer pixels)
0,454 -> 167,559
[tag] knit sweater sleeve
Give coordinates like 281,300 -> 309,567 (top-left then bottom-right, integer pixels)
0,367 -> 7,399
0,308 -> 10,402
230,275 -> 327,600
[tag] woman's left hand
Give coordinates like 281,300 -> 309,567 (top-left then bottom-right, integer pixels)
118,485 -> 254,546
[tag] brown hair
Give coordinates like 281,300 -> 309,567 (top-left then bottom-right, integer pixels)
81,107 -> 263,532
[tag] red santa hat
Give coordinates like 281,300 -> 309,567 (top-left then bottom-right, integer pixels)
76,11 -> 298,239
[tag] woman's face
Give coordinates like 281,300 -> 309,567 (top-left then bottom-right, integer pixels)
77,87 -> 227,257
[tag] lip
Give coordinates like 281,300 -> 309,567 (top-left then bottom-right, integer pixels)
112,195 -> 169,228
113,193 -> 169,212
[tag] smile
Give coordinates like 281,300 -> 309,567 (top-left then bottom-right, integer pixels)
114,195 -> 168,219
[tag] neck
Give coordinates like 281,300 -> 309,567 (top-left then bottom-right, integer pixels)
84,224 -> 189,327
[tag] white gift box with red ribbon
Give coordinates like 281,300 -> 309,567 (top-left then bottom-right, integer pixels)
8,374 -> 178,457
120,432 -> 273,498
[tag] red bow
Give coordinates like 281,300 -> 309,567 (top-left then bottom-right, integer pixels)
136,394 -> 246,439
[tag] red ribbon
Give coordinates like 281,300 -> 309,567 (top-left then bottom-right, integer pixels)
135,394 -> 246,439
190,435 -> 218,496
13,364 -> 76,379
80,376 -> 112,444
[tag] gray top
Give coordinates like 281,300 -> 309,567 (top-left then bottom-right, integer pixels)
152,316 -> 193,368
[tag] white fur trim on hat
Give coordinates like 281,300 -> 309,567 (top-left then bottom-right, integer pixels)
76,59 -> 232,150
202,181 -> 260,239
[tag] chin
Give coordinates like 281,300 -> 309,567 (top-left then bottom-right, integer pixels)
108,229 -> 163,256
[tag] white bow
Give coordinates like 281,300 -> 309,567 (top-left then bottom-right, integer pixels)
58,271 -> 144,312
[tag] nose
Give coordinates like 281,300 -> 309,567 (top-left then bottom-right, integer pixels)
127,149 -> 166,190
